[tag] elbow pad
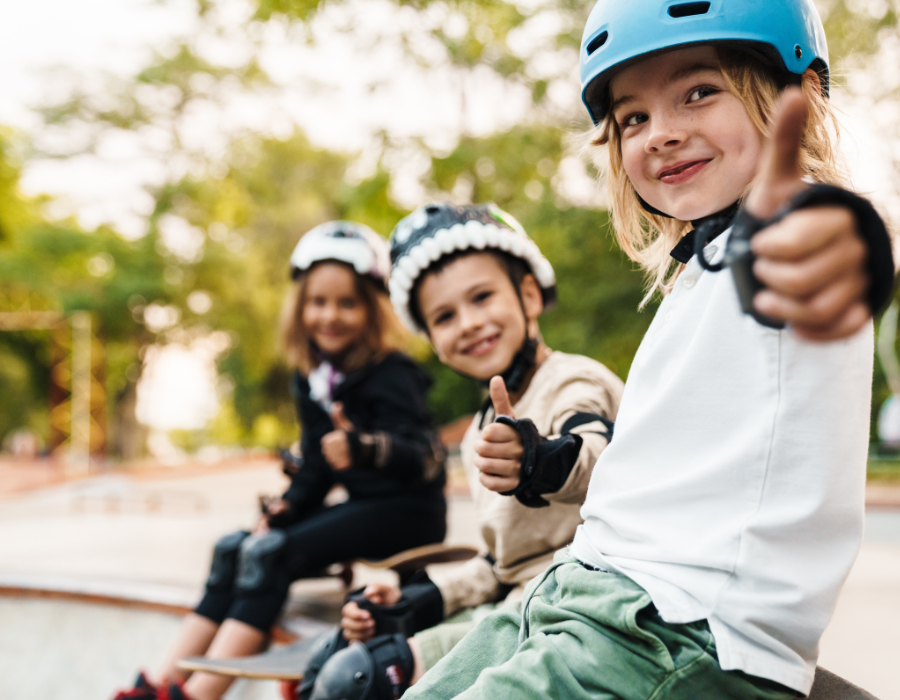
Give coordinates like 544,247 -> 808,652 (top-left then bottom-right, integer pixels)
347,572 -> 444,638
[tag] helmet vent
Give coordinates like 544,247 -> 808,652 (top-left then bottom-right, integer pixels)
586,31 -> 609,56
668,2 -> 711,18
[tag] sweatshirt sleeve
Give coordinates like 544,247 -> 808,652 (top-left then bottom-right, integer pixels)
280,446 -> 335,522
348,357 -> 444,484
541,368 -> 622,505
427,555 -> 502,618
278,377 -> 337,523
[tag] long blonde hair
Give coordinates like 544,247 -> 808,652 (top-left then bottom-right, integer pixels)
280,262 -> 409,375
590,48 -> 847,306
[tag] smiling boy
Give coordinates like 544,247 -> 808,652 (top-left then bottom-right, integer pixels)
297,203 -> 624,700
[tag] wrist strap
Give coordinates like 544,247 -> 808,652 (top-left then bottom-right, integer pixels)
697,184 -> 894,327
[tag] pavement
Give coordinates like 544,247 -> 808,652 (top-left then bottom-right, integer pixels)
0,457 -> 897,700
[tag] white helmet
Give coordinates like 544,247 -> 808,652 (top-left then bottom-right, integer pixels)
388,203 -> 557,332
290,221 -> 391,289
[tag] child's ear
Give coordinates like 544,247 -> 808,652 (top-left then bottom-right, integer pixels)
801,68 -> 822,95
520,274 -> 544,322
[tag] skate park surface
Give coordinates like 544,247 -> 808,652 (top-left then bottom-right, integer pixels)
1,456 -> 899,700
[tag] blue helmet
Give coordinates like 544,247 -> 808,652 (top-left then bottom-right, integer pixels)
580,0 -> 829,124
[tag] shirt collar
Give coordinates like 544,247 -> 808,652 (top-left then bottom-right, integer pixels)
669,201 -> 741,264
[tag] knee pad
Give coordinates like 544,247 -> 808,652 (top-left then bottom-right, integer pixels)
235,529 -> 287,593
206,530 -> 250,593
297,629 -> 349,700
309,634 -> 414,700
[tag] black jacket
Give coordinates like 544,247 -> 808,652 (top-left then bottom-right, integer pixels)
280,352 -> 446,523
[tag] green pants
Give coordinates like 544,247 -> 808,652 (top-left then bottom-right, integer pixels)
403,551 -> 798,700
416,603 -> 500,671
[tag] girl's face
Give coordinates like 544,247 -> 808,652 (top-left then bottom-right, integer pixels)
610,46 -> 764,221
417,252 -> 542,381
302,262 -> 369,358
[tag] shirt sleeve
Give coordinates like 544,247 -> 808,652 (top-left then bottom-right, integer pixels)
280,392 -> 337,522
427,555 -> 502,618
349,358 -> 444,484
541,371 -> 621,505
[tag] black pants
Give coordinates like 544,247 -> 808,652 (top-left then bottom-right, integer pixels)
195,493 -> 447,631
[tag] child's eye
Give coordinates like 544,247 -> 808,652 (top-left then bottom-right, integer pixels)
688,86 -> 718,103
619,113 -> 648,129
338,298 -> 358,309
433,311 -> 453,326
473,290 -> 492,303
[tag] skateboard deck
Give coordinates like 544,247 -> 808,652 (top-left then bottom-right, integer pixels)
357,543 -> 478,573
178,545 -> 480,681
178,631 -> 332,680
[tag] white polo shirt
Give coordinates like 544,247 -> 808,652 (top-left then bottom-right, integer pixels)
570,233 -> 873,694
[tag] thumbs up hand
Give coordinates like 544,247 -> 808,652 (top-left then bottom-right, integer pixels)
745,86 -> 869,341
330,402 -> 355,432
474,376 -> 525,493
321,402 -> 355,471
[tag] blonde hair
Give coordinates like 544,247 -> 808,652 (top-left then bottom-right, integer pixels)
280,262 -> 409,375
591,48 -> 847,306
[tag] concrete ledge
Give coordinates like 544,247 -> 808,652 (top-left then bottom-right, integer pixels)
0,574 -> 198,616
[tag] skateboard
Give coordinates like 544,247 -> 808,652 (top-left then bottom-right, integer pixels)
180,646 -> 883,699
178,631 -> 330,680
178,544 -> 480,681
356,543 -> 478,575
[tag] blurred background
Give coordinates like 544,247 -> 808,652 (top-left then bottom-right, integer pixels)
1,1 -> 900,698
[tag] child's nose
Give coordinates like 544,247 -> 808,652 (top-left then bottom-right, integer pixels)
645,116 -> 686,153
458,306 -> 484,333
322,303 -> 339,321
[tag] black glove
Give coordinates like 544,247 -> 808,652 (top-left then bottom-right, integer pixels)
497,413 -> 613,508
347,571 -> 444,638
697,184 -> 895,328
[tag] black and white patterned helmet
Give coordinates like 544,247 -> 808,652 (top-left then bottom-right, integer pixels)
290,221 -> 391,289
388,203 -> 557,332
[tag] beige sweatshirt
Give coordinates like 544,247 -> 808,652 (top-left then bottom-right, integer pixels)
429,351 -> 624,617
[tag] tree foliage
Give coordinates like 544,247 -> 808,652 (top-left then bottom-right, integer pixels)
3,0 -> 899,453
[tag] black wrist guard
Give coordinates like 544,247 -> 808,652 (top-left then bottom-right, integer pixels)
496,416 -> 582,508
279,448 -> 302,476
347,431 -> 393,470
347,572 -> 444,638
261,497 -> 294,529
697,184 -> 895,328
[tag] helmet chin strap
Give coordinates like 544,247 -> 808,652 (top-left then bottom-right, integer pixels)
492,335 -> 539,394
471,334 -> 539,429
469,287 -> 540,426
454,333 -> 538,397
446,275 -> 541,426
637,191 -> 741,227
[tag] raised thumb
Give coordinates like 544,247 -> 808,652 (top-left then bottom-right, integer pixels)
745,86 -> 808,219
330,402 -> 354,432
489,376 -> 515,419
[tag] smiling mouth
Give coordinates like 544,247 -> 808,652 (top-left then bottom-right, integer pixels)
463,334 -> 500,357
657,160 -> 711,184
318,328 -> 346,339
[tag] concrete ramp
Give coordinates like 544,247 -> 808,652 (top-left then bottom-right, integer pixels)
0,577 -> 277,700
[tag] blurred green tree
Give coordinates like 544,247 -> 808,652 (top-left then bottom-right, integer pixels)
152,129 -> 405,440
0,130 -> 171,455
8,0 -> 897,455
